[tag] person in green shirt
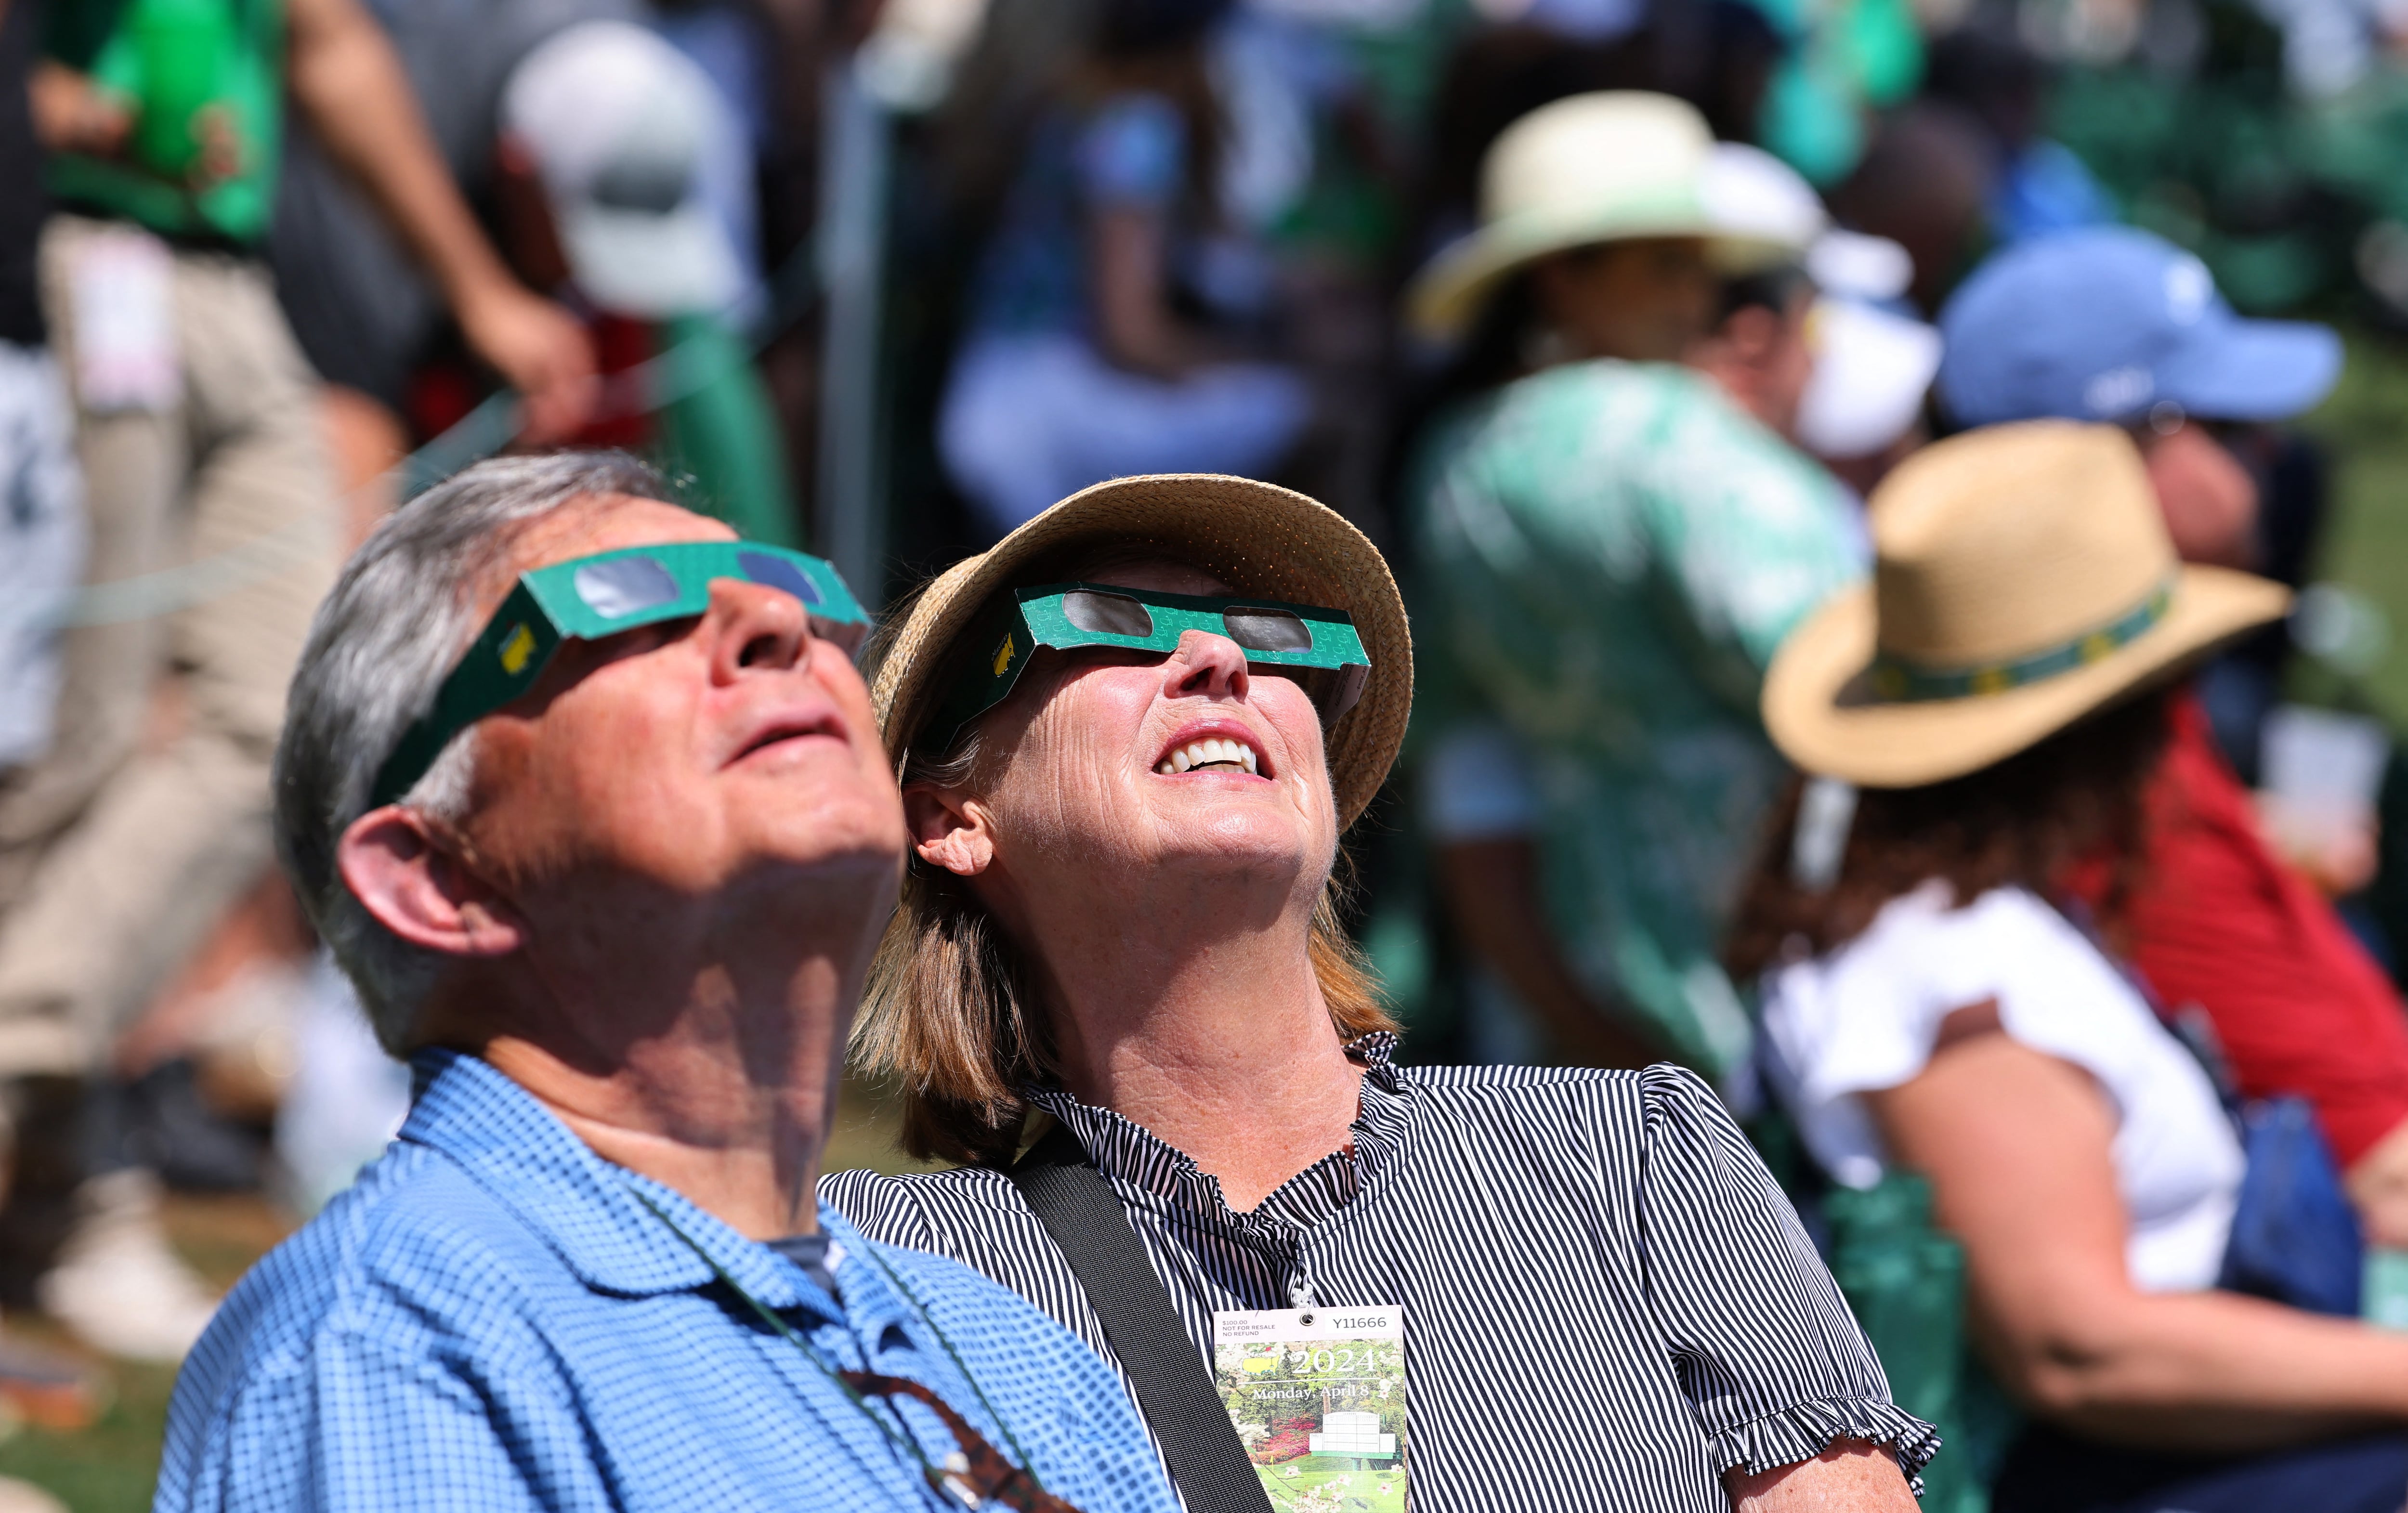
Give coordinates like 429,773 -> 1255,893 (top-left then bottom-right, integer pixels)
5,0 -> 595,1363
1401,91 -> 1865,1077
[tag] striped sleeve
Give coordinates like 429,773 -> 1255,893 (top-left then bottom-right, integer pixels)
1635,1064 -> 1942,1487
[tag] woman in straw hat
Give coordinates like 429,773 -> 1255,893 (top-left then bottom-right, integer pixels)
824,474 -> 1930,1511
1401,91 -> 1861,1072
1732,422 -> 2408,1513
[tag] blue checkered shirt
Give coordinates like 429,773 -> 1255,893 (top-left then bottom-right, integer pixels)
155,1049 -> 1180,1513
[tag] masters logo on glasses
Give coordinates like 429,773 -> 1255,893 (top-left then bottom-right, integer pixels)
370,542 -> 869,809
929,582 -> 1372,755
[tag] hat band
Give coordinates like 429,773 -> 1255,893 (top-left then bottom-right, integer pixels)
1868,578 -> 2175,703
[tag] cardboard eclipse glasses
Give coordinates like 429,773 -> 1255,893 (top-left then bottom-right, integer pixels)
929,583 -> 1371,752
369,542 -> 869,809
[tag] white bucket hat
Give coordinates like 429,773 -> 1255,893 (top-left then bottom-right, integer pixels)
1406,92 -> 1798,343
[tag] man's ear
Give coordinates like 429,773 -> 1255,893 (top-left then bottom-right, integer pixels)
903,784 -> 996,878
337,807 -> 526,957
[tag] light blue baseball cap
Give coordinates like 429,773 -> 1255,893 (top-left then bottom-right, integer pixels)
1937,227 -> 2341,427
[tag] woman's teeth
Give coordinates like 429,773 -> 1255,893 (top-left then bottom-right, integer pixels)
1156,737 -> 1260,776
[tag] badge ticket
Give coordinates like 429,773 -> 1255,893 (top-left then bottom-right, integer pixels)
1213,1305 -> 1408,1511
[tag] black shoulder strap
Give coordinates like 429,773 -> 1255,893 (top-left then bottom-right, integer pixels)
1009,1127 -> 1274,1513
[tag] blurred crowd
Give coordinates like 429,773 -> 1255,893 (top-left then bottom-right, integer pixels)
11,0 -> 2408,1500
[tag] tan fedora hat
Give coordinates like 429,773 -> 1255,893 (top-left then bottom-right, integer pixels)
870,474 -> 1411,828
1764,421 -> 2291,788
1406,91 -> 1796,344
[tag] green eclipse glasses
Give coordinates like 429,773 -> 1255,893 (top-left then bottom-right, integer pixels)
929,582 -> 1371,752
370,542 -> 868,809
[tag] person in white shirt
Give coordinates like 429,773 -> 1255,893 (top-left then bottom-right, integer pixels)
1733,420 -> 2408,1513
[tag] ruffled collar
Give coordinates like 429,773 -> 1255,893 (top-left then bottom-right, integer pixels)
1025,1033 -> 1412,1238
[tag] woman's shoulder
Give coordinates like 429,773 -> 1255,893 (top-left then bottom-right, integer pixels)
1761,883 -> 2143,1095
819,1164 -> 1030,1247
821,1164 -> 1016,1205
1794,881 -> 2086,985
1398,1061 -> 1731,1144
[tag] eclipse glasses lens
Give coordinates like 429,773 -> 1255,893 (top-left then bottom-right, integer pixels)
371,541 -> 868,809
1059,589 -> 1320,654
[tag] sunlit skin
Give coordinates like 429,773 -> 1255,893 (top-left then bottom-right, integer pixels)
907,561 -> 1364,1218
1688,288 -> 1817,443
337,496 -> 907,1239
2138,418 -> 2260,571
1868,1018 -> 2408,1450
906,562 -> 1914,1512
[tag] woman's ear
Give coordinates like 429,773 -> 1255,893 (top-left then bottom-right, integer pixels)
337,807 -> 527,956
904,784 -> 996,878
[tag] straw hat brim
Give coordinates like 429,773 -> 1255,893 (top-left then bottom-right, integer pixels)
1408,208 -> 1794,343
871,474 -> 1411,828
1764,565 -> 2291,788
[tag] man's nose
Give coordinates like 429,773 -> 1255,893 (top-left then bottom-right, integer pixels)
705,577 -> 813,683
1164,628 -> 1250,701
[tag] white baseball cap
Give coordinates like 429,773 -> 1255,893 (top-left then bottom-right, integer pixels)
1798,297 -> 1943,459
502,22 -> 743,319
1703,143 -> 1940,460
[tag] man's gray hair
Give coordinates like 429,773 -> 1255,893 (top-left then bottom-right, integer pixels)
275,451 -> 671,1053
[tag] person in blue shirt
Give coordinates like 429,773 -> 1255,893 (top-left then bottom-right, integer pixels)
154,450 -> 1181,1513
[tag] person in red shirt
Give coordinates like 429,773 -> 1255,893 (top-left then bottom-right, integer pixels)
2095,686 -> 2408,1211
1940,228 -> 2408,1247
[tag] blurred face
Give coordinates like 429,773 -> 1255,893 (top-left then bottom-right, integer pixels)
929,561 -> 1339,934
1530,237 -> 1717,364
1688,286 -> 1817,441
2138,419 -> 2260,570
458,497 -> 905,910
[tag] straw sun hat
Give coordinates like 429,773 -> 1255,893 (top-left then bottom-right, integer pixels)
1764,422 -> 2290,789
1407,91 -> 1795,343
870,474 -> 1411,828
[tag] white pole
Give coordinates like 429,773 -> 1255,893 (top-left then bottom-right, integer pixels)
815,58 -> 891,608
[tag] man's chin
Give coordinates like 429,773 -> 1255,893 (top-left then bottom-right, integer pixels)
745,804 -> 908,883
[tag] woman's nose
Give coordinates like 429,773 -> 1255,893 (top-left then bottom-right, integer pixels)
1164,628 -> 1250,701
705,577 -> 813,683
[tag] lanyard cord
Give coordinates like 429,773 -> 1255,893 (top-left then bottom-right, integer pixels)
848,1238 -> 1043,1477
621,1185 -> 1051,1503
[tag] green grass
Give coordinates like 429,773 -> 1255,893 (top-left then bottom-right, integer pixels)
1257,1455 -> 1408,1511
2301,328 -> 2408,717
0,1357 -> 181,1513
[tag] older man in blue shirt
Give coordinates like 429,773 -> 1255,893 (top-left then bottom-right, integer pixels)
156,452 -> 1178,1513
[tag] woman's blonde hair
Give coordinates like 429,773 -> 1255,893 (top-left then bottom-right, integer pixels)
851,552 -> 1398,1168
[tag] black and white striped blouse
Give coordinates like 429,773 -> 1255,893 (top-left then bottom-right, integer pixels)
822,1035 -> 1937,1512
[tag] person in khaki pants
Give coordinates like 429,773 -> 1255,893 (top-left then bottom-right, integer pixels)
13,0 -> 596,1361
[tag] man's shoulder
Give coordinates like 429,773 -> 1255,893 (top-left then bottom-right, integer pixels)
1432,360 -> 1819,517
187,1137 -> 558,1384
1498,357 -> 1721,428
827,1213 -> 1148,1432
